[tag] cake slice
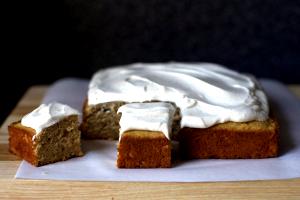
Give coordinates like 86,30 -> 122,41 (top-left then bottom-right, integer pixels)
8,102 -> 83,167
117,102 -> 175,168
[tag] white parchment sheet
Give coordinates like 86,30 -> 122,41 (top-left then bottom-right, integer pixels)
15,78 -> 300,182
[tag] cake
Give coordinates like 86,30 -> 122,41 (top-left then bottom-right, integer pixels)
8,102 -> 83,167
81,62 -> 279,161
117,102 -> 175,168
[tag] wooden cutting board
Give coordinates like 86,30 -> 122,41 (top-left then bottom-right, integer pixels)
0,85 -> 300,199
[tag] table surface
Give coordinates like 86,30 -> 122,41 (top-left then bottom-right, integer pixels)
1,85 -> 300,199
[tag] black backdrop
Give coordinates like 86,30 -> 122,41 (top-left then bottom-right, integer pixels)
2,0 -> 300,123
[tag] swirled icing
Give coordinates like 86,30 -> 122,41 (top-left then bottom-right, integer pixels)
88,63 -> 269,129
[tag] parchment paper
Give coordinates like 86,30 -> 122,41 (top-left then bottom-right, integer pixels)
15,78 -> 300,182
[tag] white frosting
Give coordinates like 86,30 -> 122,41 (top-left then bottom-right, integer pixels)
88,62 -> 269,129
21,102 -> 80,134
117,102 -> 175,139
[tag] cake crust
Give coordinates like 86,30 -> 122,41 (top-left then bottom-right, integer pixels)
117,130 -> 171,168
179,117 -> 279,159
9,122 -> 37,165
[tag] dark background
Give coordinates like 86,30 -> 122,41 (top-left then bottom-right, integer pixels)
2,0 -> 300,124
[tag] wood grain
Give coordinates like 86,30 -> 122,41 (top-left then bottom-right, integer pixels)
0,85 -> 300,199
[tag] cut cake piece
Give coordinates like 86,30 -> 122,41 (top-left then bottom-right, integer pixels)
117,102 -> 175,168
8,102 -> 83,167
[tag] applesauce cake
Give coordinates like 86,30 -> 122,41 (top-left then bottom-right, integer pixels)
81,62 -> 279,161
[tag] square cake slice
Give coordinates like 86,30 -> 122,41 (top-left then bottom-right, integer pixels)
117,102 -> 175,168
8,102 -> 83,166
